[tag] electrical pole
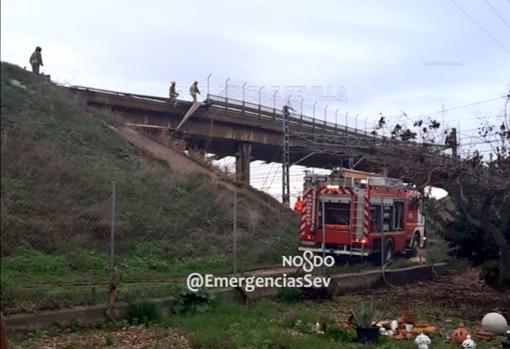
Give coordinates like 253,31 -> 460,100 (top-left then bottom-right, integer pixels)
451,127 -> 458,158
282,105 -> 291,205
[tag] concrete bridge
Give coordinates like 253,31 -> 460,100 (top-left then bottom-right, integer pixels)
69,86 -> 450,184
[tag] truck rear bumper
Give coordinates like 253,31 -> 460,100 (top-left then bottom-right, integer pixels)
298,245 -> 370,257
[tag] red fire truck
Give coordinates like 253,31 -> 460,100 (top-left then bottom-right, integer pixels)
298,168 -> 426,263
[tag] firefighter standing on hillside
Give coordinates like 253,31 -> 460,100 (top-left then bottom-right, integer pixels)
169,81 -> 179,108
294,196 -> 303,213
190,81 -> 200,103
29,46 -> 43,74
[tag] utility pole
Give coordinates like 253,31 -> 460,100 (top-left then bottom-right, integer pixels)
451,127 -> 458,158
233,191 -> 237,275
282,105 -> 291,205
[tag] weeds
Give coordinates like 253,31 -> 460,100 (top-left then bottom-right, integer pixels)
171,288 -> 216,314
277,287 -> 302,304
128,299 -> 161,325
104,333 -> 113,346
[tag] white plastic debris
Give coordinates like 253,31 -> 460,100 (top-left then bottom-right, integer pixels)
462,334 -> 477,349
313,321 -> 325,335
415,332 -> 431,349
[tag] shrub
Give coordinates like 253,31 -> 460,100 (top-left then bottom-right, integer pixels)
351,302 -> 377,328
171,288 -> 216,314
480,260 -> 510,288
277,287 -> 302,304
127,299 -> 160,325
324,327 -> 354,342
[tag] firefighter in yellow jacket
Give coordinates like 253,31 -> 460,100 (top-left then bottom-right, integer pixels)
168,81 -> 179,109
189,81 -> 200,103
29,46 -> 43,74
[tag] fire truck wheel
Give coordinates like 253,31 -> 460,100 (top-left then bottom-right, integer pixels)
373,239 -> 393,265
407,232 -> 419,257
384,239 -> 393,263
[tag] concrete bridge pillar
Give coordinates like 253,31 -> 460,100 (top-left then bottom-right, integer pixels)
235,142 -> 252,184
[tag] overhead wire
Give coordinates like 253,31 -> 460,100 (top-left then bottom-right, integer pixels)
449,0 -> 510,55
482,0 -> 510,30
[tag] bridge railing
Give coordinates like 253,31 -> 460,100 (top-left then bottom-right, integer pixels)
71,86 -> 375,138
206,94 -> 379,140
69,85 -> 448,151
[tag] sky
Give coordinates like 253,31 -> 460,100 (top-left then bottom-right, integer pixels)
2,0 -> 509,202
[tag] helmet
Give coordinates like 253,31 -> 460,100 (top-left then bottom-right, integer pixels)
171,81 -> 176,84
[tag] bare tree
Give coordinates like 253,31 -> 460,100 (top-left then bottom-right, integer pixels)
372,112 -> 510,285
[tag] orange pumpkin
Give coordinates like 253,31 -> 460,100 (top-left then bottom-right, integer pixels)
450,322 -> 470,344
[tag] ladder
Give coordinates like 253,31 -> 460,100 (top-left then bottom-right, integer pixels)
349,190 -> 365,256
175,101 -> 201,131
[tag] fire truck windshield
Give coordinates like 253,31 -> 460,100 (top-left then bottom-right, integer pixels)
318,202 -> 350,226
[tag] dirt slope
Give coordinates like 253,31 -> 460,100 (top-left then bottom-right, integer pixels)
116,125 -> 288,213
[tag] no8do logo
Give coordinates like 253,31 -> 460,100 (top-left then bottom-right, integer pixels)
282,251 -> 335,273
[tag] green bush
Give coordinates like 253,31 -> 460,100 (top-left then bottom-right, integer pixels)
127,299 -> 161,325
324,327 -> 354,342
171,288 -> 216,314
351,302 -> 377,328
277,287 -> 302,304
480,260 -> 509,288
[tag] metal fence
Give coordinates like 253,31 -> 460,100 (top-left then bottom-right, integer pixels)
206,94 -> 381,139
0,167 -> 299,315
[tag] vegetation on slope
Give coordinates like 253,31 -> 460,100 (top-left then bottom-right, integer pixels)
0,62 -> 298,312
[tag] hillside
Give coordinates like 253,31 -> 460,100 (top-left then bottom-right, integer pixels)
0,62 -> 298,311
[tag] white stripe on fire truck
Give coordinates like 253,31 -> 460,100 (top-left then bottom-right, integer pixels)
363,189 -> 370,235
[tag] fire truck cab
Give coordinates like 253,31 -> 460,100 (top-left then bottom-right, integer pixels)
298,168 -> 425,263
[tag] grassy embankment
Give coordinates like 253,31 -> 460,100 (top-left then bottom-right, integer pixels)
0,62 -> 298,313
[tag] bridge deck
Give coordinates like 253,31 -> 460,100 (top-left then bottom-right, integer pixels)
68,85 -> 449,180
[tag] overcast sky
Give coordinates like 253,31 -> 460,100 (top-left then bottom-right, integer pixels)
2,0 -> 509,201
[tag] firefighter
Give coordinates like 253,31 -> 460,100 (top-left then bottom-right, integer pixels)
190,80 -> 200,103
169,81 -> 179,100
294,196 -> 303,213
29,46 -> 43,74
169,81 -> 179,108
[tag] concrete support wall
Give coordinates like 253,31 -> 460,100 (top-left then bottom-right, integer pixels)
235,142 -> 252,183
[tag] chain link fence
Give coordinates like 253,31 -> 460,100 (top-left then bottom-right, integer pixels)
1,163 -> 297,314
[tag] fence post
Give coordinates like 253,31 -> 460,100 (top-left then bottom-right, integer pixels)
107,181 -> 117,322
109,181 -> 116,281
233,190 -> 237,275
321,200 -> 326,275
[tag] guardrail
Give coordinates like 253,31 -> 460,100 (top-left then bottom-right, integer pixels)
206,94 -> 378,140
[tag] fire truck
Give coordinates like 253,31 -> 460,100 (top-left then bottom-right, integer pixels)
298,168 -> 426,263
